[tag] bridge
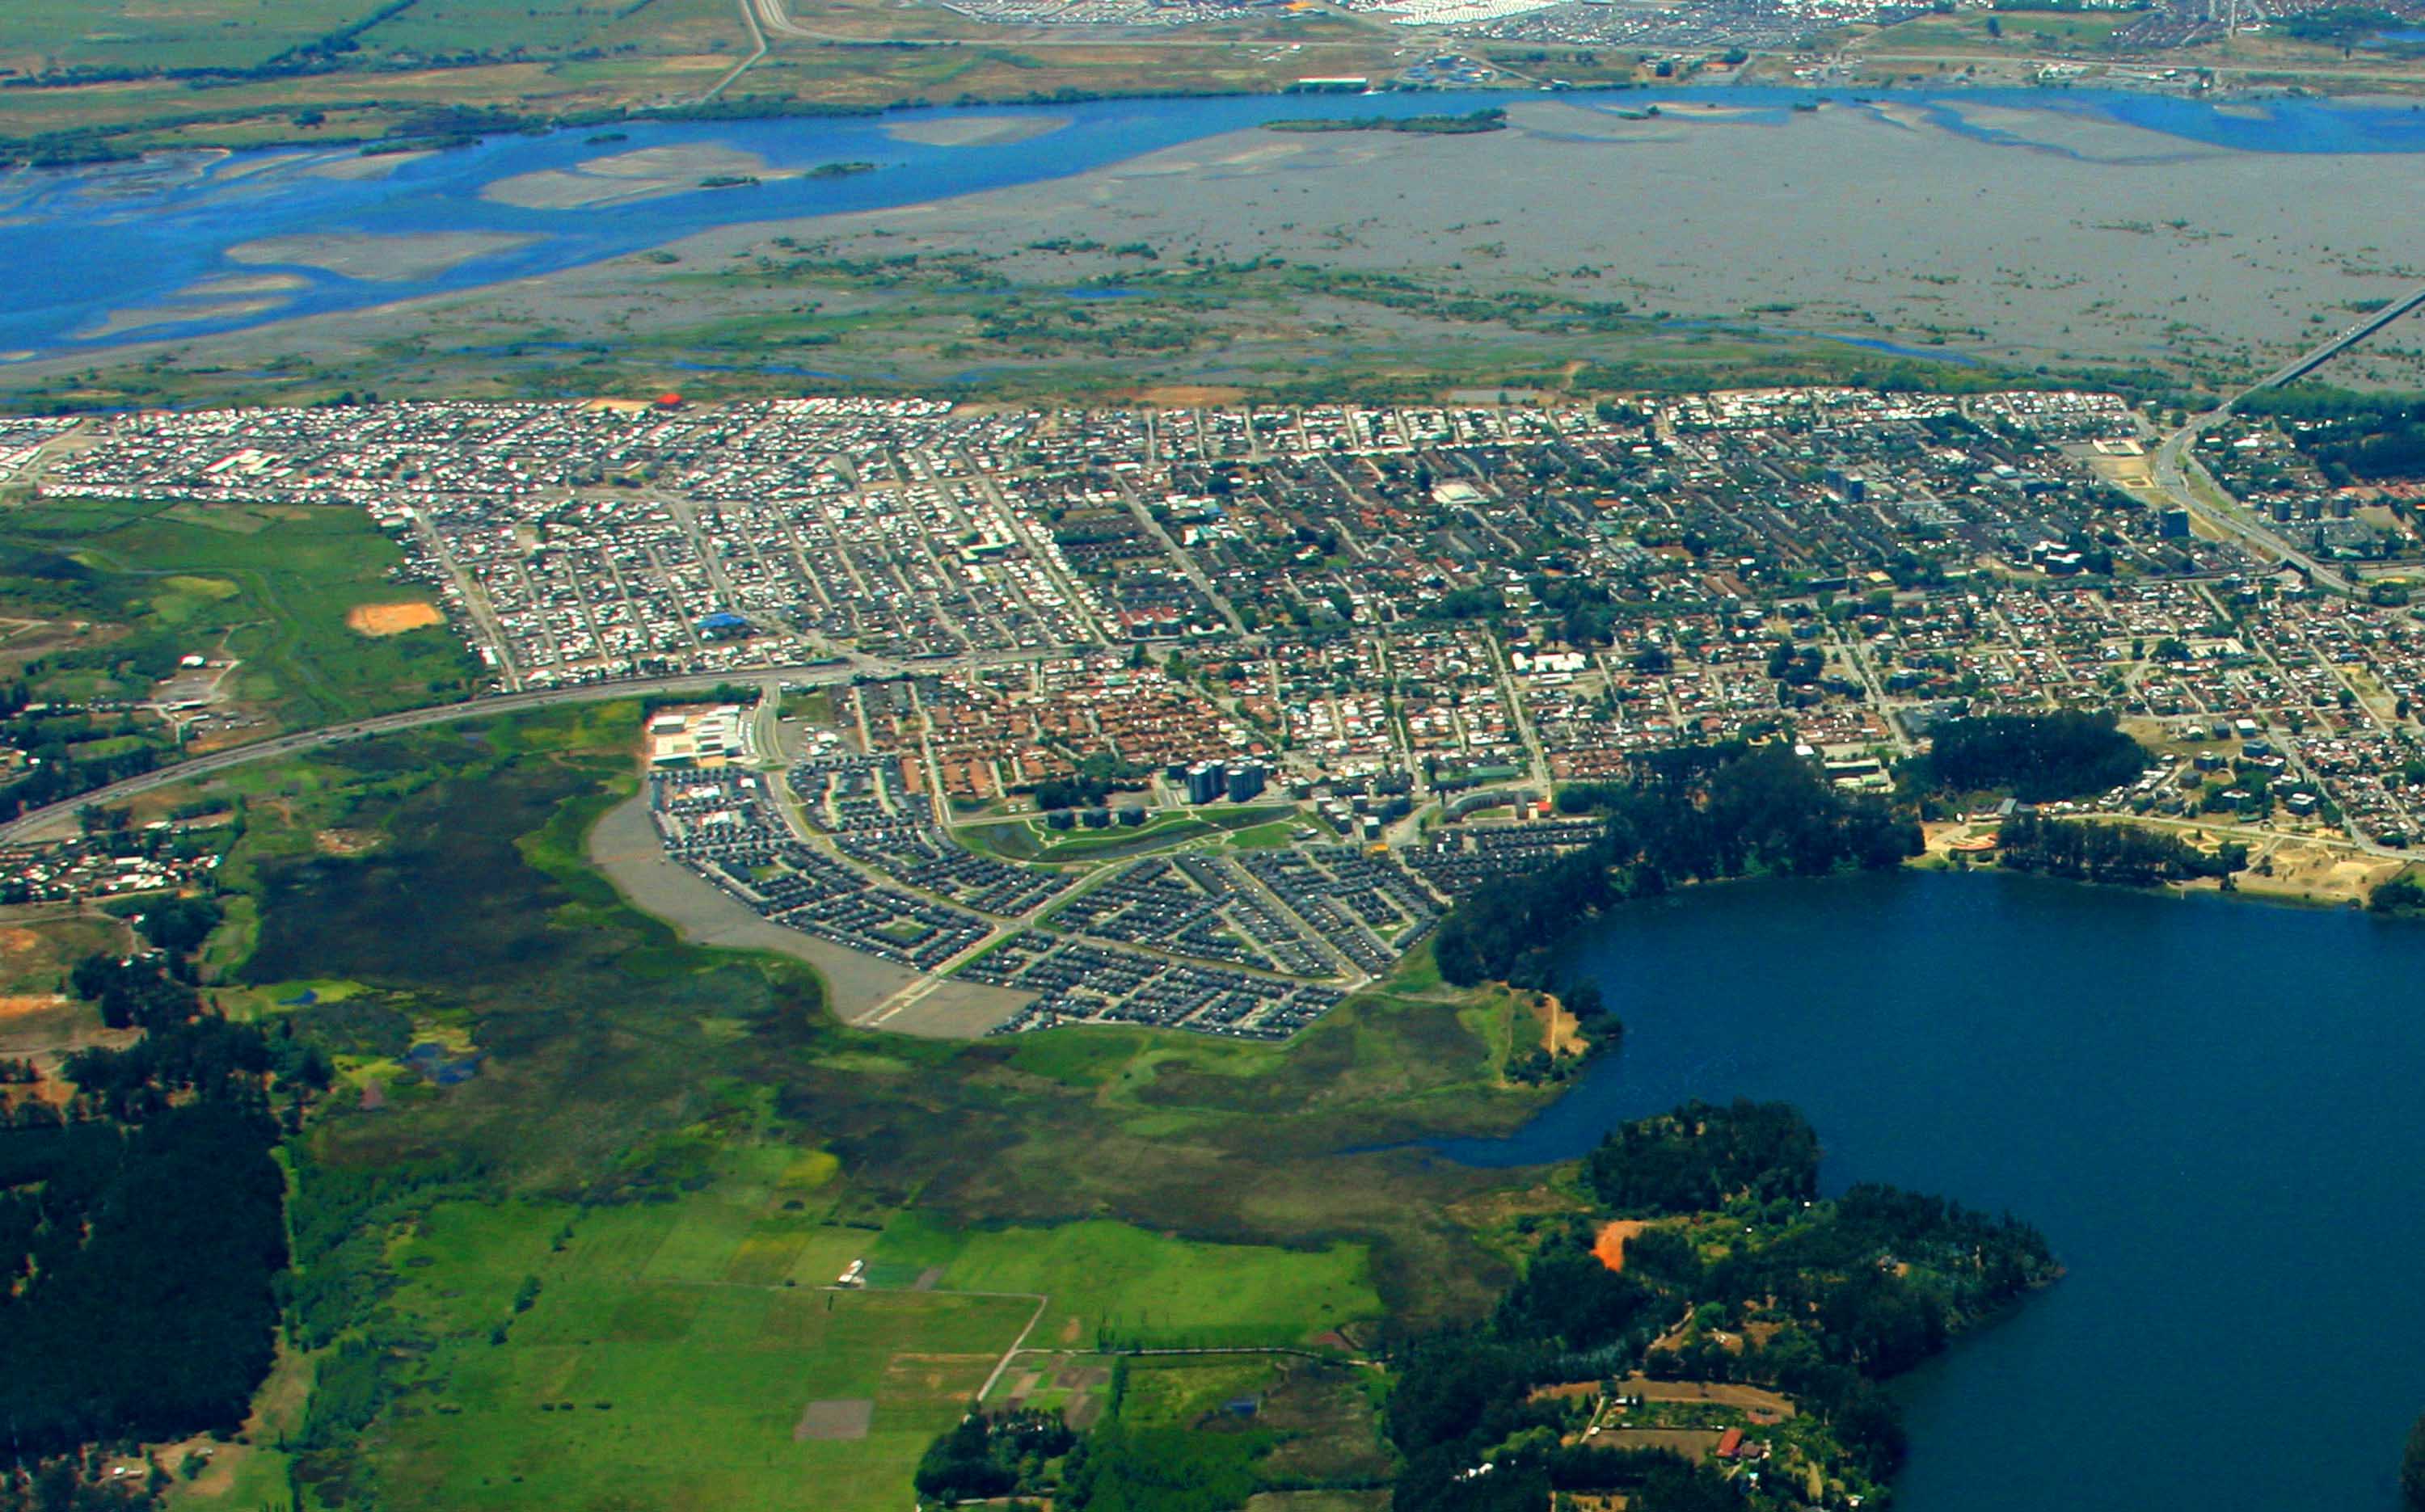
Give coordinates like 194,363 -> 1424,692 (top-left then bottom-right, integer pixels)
2242,280 -> 2425,398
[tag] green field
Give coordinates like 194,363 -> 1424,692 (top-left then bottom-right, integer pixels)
355,1192 -> 1035,1512
141,705 -> 1557,1510
0,495 -> 481,732
869,1211 -> 1381,1348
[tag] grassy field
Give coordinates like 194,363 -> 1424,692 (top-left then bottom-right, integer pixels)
0,495 -> 481,734
352,1189 -> 1038,1512
137,702 -> 1564,1510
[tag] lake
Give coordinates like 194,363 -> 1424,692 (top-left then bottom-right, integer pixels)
6,87 -> 2425,364
1430,870 -> 2425,1512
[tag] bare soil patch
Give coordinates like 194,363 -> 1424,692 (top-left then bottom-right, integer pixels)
793,1398 -> 873,1442
346,600 -> 444,637
1593,1219 -> 1646,1274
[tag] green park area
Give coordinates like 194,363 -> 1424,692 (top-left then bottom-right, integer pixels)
959,803 -> 1295,864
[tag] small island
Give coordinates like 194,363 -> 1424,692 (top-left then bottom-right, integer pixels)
1265,107 -> 1508,136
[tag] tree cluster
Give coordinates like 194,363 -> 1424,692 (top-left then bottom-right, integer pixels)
2370,870 -> 2425,918
68,955 -> 200,1034
1585,1100 -> 1819,1215
913,1406 -> 1076,1503
1910,710 -> 2148,802
2238,385 -> 2425,486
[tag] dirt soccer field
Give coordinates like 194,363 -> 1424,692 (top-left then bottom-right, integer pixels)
346,601 -> 445,637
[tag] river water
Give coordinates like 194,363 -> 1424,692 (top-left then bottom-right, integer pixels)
6,87 -> 2425,363
1429,870 -> 2425,1512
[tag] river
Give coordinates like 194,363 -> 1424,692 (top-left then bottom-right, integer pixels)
6,87 -> 2425,363
1429,870 -> 2425,1510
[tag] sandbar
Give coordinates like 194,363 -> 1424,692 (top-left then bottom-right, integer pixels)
884,113 -> 1070,148
306,150 -> 435,181
179,273 -> 310,298
226,230 -> 538,281
73,297 -> 287,342
483,144 -> 776,209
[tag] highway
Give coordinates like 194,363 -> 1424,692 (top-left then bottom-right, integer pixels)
0,649 -> 1056,848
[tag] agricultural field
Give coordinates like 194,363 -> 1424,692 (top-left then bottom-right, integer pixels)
0,495 -> 482,736
130,702 -> 1563,1510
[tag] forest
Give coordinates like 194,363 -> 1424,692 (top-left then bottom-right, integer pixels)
0,1102 -> 285,1454
1907,709 -> 2149,802
1432,744 -> 1920,988
0,896 -> 310,1463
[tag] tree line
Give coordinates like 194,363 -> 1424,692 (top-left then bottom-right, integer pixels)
1996,812 -> 2245,887
0,894 -> 316,1459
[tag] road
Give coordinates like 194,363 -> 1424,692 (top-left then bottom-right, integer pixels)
2149,415 -> 2354,592
0,648 -> 1062,847
701,0 -> 770,102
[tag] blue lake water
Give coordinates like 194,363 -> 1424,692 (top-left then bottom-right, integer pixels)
1430,870 -> 2425,1512
6,88 -> 2425,363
